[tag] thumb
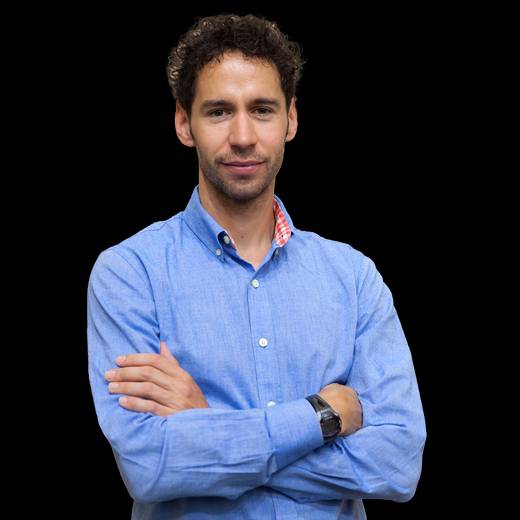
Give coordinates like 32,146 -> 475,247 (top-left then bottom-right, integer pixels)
160,341 -> 178,363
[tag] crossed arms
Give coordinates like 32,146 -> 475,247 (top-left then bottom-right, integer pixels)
87,249 -> 426,504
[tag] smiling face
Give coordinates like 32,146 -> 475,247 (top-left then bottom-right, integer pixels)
175,51 -> 298,203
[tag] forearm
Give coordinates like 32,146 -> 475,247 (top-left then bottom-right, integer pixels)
91,353 -> 324,503
258,250 -> 427,504
87,249 -> 325,503
107,403 -> 323,503
263,394 -> 426,503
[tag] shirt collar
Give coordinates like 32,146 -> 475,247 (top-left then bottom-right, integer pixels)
181,184 -> 296,256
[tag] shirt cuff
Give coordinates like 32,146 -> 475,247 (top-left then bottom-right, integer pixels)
265,397 -> 325,471
357,392 -> 374,428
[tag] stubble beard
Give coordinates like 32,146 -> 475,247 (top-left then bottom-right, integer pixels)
196,145 -> 285,204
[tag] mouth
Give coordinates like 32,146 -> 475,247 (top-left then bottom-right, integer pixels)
221,161 -> 264,175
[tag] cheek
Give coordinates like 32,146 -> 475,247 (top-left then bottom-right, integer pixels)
197,127 -> 228,150
260,122 -> 287,143
262,132 -> 286,154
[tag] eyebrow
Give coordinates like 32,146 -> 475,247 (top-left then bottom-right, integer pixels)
200,98 -> 281,112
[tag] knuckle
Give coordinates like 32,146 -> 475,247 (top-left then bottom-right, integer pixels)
183,373 -> 194,386
177,367 -> 190,381
143,382 -> 155,396
178,383 -> 192,398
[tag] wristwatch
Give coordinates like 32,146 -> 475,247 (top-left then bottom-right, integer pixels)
305,393 -> 342,443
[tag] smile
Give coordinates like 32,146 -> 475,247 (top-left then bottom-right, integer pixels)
222,162 -> 264,174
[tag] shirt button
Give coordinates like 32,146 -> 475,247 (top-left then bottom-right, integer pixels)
223,235 -> 230,244
258,338 -> 268,348
251,279 -> 260,288
215,248 -> 222,256
267,401 -> 277,407
274,249 -> 279,256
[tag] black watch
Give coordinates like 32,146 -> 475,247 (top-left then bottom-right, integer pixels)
305,393 -> 342,443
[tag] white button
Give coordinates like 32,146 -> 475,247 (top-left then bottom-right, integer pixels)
251,279 -> 260,288
215,248 -> 222,256
274,249 -> 279,256
259,338 -> 268,348
267,401 -> 276,407
223,235 -> 230,244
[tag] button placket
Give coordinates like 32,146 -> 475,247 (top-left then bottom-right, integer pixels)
247,274 -> 280,409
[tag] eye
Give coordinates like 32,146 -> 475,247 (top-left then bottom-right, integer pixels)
254,107 -> 273,116
208,109 -> 228,118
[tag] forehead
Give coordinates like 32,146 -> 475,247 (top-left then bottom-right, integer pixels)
193,51 -> 284,105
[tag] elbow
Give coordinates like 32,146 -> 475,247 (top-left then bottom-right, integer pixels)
386,479 -> 419,503
130,489 -> 156,505
128,479 -> 157,504
389,418 -> 427,503
127,477 -> 177,504
385,446 -> 424,503
121,460 -> 194,504
106,420 -> 178,504
119,469 -> 162,504
111,451 -> 175,504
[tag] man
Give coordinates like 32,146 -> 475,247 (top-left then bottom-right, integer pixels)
87,13 -> 426,520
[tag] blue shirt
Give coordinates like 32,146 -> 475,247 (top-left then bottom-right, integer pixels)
87,184 -> 426,519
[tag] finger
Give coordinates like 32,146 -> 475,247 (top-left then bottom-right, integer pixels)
116,352 -> 180,376
106,366 -> 179,392
118,396 -> 176,417
109,381 -> 182,410
160,341 -> 179,365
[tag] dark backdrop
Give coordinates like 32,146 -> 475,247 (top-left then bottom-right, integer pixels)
43,3 -> 480,518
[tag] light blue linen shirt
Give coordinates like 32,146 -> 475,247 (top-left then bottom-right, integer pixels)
87,184 -> 426,519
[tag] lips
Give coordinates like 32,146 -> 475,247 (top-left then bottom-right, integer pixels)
222,161 -> 264,175
223,161 -> 263,166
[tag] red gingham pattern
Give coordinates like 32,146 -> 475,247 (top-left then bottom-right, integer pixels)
226,197 -> 291,250
272,198 -> 291,247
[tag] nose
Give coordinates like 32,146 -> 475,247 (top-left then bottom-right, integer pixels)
228,112 -> 258,148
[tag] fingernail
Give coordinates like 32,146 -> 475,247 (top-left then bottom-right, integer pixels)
116,355 -> 126,364
105,370 -> 116,379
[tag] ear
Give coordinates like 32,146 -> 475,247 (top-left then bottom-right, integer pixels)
285,96 -> 298,143
175,101 -> 195,147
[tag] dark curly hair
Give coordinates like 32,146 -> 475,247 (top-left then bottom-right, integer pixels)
166,14 -> 305,117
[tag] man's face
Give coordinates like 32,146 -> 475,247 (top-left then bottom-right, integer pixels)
176,51 -> 297,203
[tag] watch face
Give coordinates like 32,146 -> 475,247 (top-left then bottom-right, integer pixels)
321,410 -> 341,437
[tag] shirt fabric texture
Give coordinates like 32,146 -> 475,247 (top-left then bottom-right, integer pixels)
87,184 -> 427,519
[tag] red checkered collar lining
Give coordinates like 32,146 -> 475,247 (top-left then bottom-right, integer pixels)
226,197 -> 292,250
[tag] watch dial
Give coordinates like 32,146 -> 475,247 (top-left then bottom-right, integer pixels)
321,410 -> 340,436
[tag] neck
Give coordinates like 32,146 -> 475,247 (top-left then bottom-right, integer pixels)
197,179 -> 276,255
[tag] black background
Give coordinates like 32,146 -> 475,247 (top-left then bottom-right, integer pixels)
30,2 -> 489,518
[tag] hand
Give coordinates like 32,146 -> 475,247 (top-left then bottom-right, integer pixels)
104,341 -> 210,416
318,383 -> 363,436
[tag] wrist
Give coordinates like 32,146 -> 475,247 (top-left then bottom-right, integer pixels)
305,393 -> 342,443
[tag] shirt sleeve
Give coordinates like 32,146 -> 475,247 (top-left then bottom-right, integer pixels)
263,254 -> 427,503
87,248 -> 324,504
